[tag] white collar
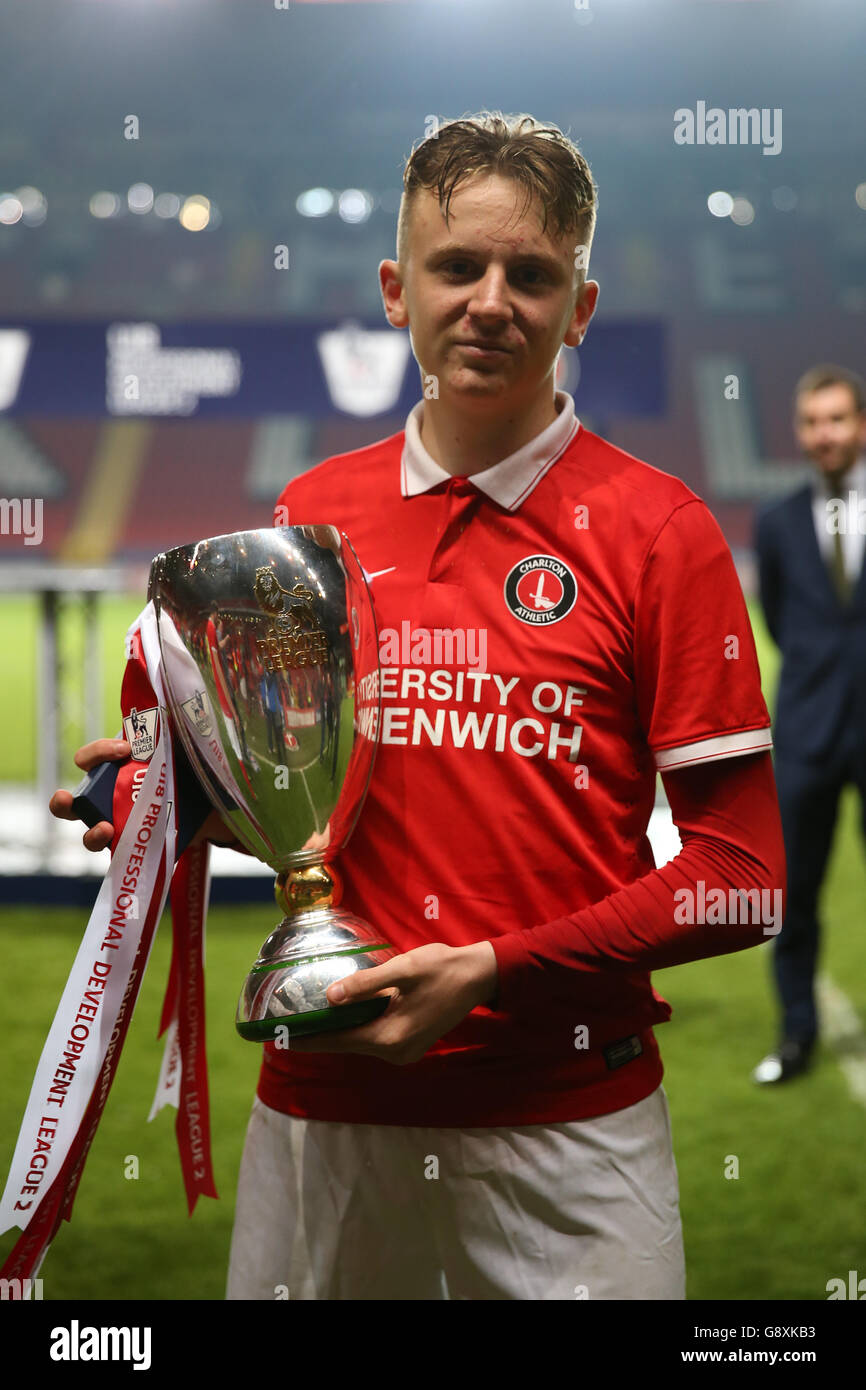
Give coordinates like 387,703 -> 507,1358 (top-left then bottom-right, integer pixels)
812,455 -> 866,499
400,390 -> 580,512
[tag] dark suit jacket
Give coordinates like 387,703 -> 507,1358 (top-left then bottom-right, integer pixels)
756,485 -> 866,763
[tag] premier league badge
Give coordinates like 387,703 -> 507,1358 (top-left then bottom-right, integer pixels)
123,705 -> 159,761
504,554 -> 578,625
181,690 -> 214,738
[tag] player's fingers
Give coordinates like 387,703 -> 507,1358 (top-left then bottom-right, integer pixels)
82,822 -> 114,853
327,972 -> 400,1007
191,809 -> 241,848
328,948 -> 439,1003
287,1017 -> 389,1057
49,790 -> 114,849
48,788 -> 76,821
73,738 -> 131,772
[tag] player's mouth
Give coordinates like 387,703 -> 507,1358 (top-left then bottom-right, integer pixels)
456,341 -> 512,359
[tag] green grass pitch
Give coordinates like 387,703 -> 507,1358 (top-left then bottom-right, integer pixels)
0,595 -> 865,1300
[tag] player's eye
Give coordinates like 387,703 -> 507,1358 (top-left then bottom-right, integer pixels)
439,261 -> 548,285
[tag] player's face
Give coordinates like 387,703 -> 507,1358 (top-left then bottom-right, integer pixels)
794,384 -> 866,480
380,174 -> 598,409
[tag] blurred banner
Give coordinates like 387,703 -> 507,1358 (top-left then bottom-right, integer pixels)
0,319 -> 666,420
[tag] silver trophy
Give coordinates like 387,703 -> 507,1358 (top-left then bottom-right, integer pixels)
149,525 -> 395,1041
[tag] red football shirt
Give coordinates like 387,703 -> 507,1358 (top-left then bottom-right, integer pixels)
258,390 -> 773,1125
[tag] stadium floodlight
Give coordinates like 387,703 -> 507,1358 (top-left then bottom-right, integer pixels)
154,193 -> 182,219
296,187 -> 334,218
771,186 -> 797,212
179,195 -> 211,231
16,187 -> 47,227
337,189 -> 373,224
0,196 -> 23,226
90,192 -> 121,219
730,196 -> 755,227
707,190 -> 734,218
128,182 -> 155,215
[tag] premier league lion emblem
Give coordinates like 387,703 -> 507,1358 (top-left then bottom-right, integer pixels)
254,567 -> 328,669
254,566 -> 290,616
254,567 -> 318,632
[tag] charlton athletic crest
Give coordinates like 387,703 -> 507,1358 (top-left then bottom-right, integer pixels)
504,555 -> 577,625
123,705 -> 159,761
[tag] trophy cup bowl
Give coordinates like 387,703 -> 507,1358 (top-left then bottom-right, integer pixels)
149,525 -> 396,1041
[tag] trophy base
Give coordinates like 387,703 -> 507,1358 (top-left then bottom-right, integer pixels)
236,906 -> 396,1042
236,996 -> 390,1042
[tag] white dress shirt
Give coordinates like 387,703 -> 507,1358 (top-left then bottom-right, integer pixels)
811,455 -> 866,586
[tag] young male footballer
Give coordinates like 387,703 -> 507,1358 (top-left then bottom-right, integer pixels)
51,112 -> 785,1300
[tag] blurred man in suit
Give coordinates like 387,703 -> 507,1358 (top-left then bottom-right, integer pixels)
753,364 -> 866,1083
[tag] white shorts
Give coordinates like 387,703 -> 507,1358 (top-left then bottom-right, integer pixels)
226,1084 -> 685,1301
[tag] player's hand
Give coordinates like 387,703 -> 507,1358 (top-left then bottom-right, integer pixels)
287,940 -> 499,1066
191,810 -> 247,849
50,737 -> 247,853
48,737 -> 129,851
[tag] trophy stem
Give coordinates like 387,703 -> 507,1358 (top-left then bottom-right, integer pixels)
275,863 -> 342,918
235,863 -> 396,1041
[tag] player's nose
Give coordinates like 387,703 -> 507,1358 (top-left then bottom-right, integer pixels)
466,268 -> 513,319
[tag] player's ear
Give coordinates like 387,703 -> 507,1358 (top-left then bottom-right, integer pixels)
564,278 -> 599,349
379,259 -> 409,329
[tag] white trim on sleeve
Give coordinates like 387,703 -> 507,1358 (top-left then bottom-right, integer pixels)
653,727 -> 773,771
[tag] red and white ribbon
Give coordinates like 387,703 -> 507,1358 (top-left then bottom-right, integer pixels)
0,601 -> 216,1281
151,840 -> 218,1211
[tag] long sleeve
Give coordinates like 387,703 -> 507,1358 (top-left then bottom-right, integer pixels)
755,507 -> 782,647
489,750 -> 785,1011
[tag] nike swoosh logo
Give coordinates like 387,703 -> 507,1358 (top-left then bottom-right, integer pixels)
365,566 -> 397,581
